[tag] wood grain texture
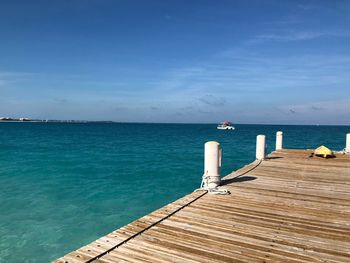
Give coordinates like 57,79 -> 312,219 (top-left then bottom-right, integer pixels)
54,150 -> 350,263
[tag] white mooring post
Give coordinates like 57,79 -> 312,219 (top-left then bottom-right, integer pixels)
276,131 -> 283,150
256,135 -> 266,160
346,133 -> 350,153
203,141 -> 221,189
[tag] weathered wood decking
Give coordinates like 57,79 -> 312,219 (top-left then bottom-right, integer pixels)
54,149 -> 350,263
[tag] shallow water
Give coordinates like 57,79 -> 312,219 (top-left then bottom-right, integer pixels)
0,123 -> 349,262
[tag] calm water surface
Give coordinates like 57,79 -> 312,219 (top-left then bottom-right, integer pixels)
0,123 -> 349,262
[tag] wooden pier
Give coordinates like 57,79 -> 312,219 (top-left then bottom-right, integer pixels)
54,149 -> 350,263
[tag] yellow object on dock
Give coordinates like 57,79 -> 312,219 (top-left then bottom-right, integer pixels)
314,145 -> 334,158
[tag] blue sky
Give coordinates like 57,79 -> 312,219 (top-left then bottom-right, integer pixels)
0,0 -> 349,124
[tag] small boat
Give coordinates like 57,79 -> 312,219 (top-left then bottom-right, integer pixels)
217,121 -> 235,130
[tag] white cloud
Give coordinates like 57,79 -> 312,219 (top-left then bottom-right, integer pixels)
253,31 -> 350,43
147,44 -> 350,124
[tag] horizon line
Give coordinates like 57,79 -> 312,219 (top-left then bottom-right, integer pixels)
1,119 -> 349,126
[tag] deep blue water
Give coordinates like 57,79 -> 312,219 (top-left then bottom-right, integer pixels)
0,123 -> 349,262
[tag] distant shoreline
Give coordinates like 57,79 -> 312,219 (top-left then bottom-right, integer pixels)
0,120 -> 114,123
0,120 -> 349,126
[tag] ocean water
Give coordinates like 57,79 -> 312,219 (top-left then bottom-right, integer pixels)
0,123 -> 349,262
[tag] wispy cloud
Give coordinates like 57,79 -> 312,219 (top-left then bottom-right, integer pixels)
277,99 -> 350,124
0,71 -> 36,90
311,105 -> 322,111
157,52 -> 350,99
198,94 -> 226,106
0,79 -> 7,87
114,106 -> 128,111
253,31 -> 350,42
53,98 -> 70,104
0,71 -> 34,80
297,4 -> 317,11
283,100 -> 350,112
256,32 -> 324,41
149,41 -> 350,123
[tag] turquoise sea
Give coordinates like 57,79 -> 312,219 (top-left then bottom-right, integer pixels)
0,123 -> 349,262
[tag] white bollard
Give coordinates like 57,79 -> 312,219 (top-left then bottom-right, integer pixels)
203,141 -> 221,189
346,133 -> 350,153
256,135 -> 266,160
276,131 -> 283,150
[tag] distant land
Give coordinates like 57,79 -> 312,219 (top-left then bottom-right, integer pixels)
0,117 -> 113,123
1,117 -> 349,126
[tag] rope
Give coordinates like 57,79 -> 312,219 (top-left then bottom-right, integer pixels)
231,159 -> 262,179
194,172 -> 230,195
86,190 -> 207,262
195,159 -> 263,195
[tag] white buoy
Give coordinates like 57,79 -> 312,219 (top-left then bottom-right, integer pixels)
276,131 -> 283,150
203,141 -> 221,189
346,133 -> 350,153
256,135 -> 266,160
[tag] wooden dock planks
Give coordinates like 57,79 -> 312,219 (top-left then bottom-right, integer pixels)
54,149 -> 350,263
